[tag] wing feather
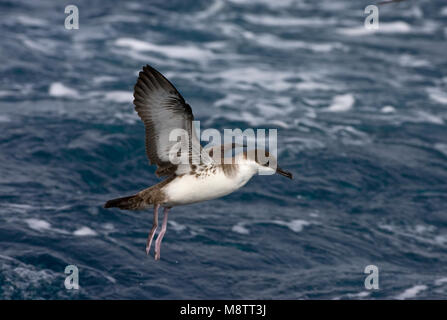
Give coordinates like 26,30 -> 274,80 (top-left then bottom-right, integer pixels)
133,65 -> 212,176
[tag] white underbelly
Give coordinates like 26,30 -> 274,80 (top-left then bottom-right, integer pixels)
162,171 -> 251,206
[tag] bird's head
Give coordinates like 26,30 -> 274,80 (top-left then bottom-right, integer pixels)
242,149 -> 293,179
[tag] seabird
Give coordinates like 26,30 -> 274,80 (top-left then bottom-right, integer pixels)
104,65 -> 292,260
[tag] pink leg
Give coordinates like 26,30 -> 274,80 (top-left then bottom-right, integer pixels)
154,207 -> 170,260
145,204 -> 159,255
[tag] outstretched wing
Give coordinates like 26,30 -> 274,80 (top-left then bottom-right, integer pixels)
133,65 -> 212,176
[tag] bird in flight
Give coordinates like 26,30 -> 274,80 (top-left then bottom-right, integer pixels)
104,65 -> 292,260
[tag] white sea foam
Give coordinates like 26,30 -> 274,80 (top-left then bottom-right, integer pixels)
269,120 -> 290,129
115,38 -> 212,61
93,76 -> 116,84
111,46 -> 167,64
105,275 -> 117,283
169,220 -> 187,232
21,37 -> 56,54
16,15 -> 48,26
435,277 -> 447,286
220,111 -> 266,127
395,285 -> 428,300
414,224 -> 435,234
49,82 -> 79,98
0,257 -> 56,299
434,143 -> 447,157
232,222 -> 250,235
426,88 -> 447,105
403,6 -> 423,19
296,81 -> 333,91
215,96 -> 294,126
379,222 -> 447,248
7,204 -> 33,213
414,111 -> 444,125
73,226 -> 97,236
378,224 -> 395,232
399,55 -> 430,68
214,94 -> 246,108
102,223 -> 115,231
24,219 -> 70,235
241,111 -> 266,127
232,219 -> 310,235
244,14 -> 335,27
25,219 -> 51,231
381,106 -> 396,113
212,67 -> 292,92
196,0 -> 225,19
113,111 -> 139,124
104,91 -> 133,103
346,291 -> 371,298
337,27 -> 376,37
338,22 -> 411,36
0,90 -> 13,97
377,22 -> 413,33
249,32 -> 345,53
101,15 -> 141,23
228,0 -> 295,8
273,219 -> 310,233
325,94 -> 355,112
434,235 -> 447,245
204,41 -> 227,50
330,126 -> 370,146
255,103 -> 285,118
13,266 -> 54,283
0,115 -> 12,122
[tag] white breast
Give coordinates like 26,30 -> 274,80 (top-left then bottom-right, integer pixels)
162,165 -> 256,207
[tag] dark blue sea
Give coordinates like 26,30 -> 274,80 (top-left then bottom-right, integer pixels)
1,0 -> 447,299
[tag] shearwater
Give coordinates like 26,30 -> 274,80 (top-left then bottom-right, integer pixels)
104,65 -> 292,260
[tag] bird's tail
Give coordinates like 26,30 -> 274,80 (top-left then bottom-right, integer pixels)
103,194 -> 147,210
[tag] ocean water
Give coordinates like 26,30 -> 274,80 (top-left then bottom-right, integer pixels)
1,0 -> 447,300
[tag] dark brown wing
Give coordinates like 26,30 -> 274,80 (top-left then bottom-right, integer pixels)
133,65 -> 212,176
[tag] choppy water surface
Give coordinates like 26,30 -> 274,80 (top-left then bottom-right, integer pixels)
1,0 -> 447,299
